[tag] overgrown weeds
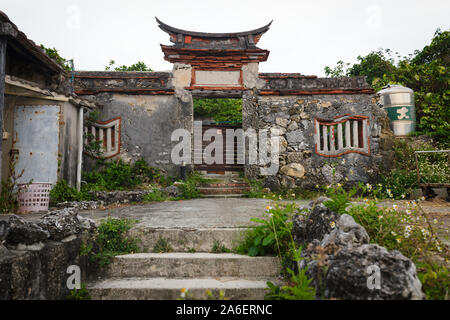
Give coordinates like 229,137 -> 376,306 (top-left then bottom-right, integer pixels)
152,237 -> 173,253
66,283 -> 91,300
0,155 -> 24,214
243,178 -> 319,200
80,218 -> 140,267
234,203 -> 316,300
211,240 -> 231,253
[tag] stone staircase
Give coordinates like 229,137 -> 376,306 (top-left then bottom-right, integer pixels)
197,172 -> 250,198
87,224 -> 282,300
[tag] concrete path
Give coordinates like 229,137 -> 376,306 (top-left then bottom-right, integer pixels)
80,198 -> 309,228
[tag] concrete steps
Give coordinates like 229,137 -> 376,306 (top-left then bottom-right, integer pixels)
128,227 -> 246,253
88,277 -> 277,300
103,253 -> 281,278
198,172 -> 250,198
86,195 -> 283,300
88,253 -> 282,300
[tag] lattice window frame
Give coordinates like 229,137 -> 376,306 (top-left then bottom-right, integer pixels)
84,117 -> 121,159
314,114 -> 370,157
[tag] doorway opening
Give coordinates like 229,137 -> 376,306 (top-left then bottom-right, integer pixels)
193,98 -> 243,174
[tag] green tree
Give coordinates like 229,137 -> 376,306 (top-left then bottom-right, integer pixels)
105,60 -> 153,71
324,29 -> 450,147
193,98 -> 242,124
40,44 -> 72,71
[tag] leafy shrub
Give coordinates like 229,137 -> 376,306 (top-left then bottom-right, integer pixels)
132,158 -> 162,182
416,262 -> 449,300
49,179 -> 85,205
82,158 -> 163,192
234,203 -> 296,259
235,203 -> 316,300
265,267 -> 315,300
322,184 -> 357,215
81,218 -> 140,267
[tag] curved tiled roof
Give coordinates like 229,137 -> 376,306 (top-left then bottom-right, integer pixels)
156,17 -> 272,38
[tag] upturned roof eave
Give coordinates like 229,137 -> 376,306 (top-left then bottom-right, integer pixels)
155,17 -> 273,38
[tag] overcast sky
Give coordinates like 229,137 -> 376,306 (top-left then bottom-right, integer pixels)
2,0 -> 449,76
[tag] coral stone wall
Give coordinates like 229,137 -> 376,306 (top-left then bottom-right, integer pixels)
243,89 -> 394,190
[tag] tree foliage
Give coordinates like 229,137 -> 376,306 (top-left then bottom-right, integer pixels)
105,60 -> 153,71
193,98 -> 242,124
324,29 -> 450,147
40,44 -> 72,71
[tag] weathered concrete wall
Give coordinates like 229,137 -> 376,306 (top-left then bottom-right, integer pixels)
243,75 -> 393,190
75,71 -> 193,177
1,95 -> 15,182
83,93 -> 192,176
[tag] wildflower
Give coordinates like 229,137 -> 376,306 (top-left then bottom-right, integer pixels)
266,206 -> 273,211
344,177 -> 349,181
433,219 -> 438,224
396,237 -> 402,243
278,195 -> 283,200
420,196 -> 425,201
391,231 -> 397,236
392,204 -> 398,210
337,183 -> 342,188
401,194 -> 405,199
330,221 -> 336,229
363,198 -> 368,202
366,183 -> 372,190
378,215 -> 383,220
420,228 -> 430,237
405,209 -> 411,215
180,288 -> 187,298
326,185 -> 331,189
291,193 -> 295,197
341,159 -> 346,165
